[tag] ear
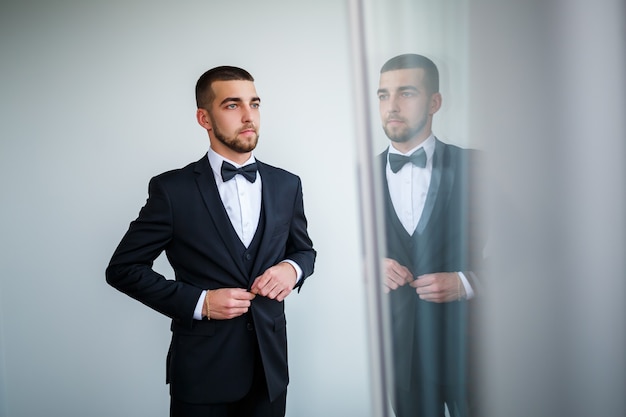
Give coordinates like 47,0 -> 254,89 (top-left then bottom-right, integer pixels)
429,92 -> 442,115
196,108 -> 212,131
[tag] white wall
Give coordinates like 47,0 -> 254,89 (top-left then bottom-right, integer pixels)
0,1 -> 372,416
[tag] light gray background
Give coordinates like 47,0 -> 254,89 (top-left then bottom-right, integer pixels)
0,1 -> 371,416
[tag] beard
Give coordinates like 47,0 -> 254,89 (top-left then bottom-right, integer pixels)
210,115 -> 259,153
383,116 -> 428,144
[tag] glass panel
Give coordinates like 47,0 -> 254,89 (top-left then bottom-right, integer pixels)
348,1 -> 478,416
349,1 -> 626,417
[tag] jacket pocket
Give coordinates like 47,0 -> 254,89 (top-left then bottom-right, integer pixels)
172,319 -> 216,336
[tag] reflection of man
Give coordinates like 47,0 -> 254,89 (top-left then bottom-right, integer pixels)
106,66 -> 316,417
377,54 -> 483,417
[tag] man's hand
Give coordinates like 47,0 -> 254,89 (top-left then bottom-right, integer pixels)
203,288 -> 256,320
250,262 -> 297,302
409,272 -> 465,303
383,258 -> 414,293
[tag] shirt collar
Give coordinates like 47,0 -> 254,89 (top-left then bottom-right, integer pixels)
388,134 -> 436,160
207,147 -> 256,177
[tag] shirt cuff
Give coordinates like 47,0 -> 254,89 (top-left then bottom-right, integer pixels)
193,290 -> 206,320
458,272 -> 475,300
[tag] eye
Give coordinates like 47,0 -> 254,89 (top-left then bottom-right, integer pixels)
378,94 -> 389,101
226,103 -> 237,109
251,102 -> 260,109
401,91 -> 415,98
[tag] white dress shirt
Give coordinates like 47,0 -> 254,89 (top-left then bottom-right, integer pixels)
386,135 -> 474,298
208,148 -> 262,248
193,148 -> 302,319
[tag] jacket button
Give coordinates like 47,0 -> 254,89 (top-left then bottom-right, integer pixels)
247,322 -> 254,331
245,253 -> 252,261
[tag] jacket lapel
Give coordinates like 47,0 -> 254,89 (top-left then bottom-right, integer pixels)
381,139 -> 457,236
193,155 -> 248,280
249,161 -> 278,279
416,138 -> 456,234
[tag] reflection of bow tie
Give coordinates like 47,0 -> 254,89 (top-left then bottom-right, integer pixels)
221,161 -> 257,182
388,148 -> 427,173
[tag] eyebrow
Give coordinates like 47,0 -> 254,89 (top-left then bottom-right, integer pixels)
219,96 -> 261,106
377,85 -> 419,95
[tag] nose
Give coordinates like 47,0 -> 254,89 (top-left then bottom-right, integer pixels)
381,94 -> 399,116
388,94 -> 400,113
241,107 -> 252,122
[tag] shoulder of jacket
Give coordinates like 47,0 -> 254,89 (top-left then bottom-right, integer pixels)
258,160 -> 300,181
437,140 -> 481,159
150,160 -> 198,184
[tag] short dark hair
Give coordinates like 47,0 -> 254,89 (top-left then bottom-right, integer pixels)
380,54 -> 439,94
195,66 -> 254,109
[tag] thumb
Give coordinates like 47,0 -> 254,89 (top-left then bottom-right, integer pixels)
230,288 -> 256,300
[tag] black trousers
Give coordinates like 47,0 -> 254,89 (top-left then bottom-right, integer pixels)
170,388 -> 286,417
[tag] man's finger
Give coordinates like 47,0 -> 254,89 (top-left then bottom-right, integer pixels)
275,289 -> 291,302
410,274 -> 435,288
385,279 -> 399,290
234,290 -> 256,300
250,275 -> 270,293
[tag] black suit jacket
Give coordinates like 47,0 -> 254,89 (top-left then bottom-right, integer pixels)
380,139 -> 484,391
106,154 -> 316,404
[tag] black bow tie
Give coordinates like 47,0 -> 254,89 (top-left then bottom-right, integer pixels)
221,161 -> 258,182
388,148 -> 427,173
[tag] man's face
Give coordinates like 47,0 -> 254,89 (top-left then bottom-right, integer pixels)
204,79 -> 261,154
377,68 -> 440,149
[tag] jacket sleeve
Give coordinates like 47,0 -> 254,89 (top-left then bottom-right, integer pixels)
285,177 -> 316,291
105,176 -> 202,326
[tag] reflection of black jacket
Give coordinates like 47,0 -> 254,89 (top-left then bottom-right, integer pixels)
106,154 -> 316,403
380,139 -> 484,390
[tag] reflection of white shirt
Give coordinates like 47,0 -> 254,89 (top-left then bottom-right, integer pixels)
385,134 -> 474,298
386,135 -> 435,234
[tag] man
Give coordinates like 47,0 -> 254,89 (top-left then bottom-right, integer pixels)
377,54 -> 484,417
106,66 -> 316,417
